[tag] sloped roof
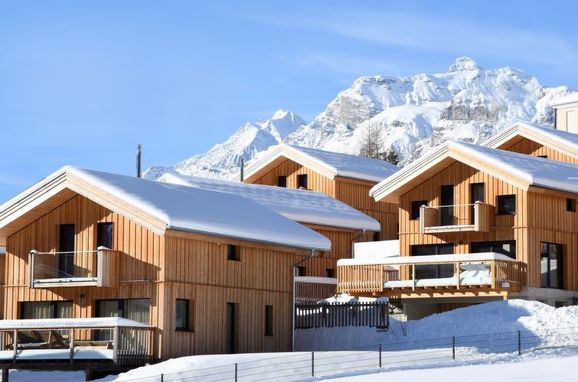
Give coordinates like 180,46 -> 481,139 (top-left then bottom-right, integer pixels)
482,122 -> 578,158
0,167 -> 331,251
370,141 -> 578,203
550,93 -> 578,108
158,172 -> 381,232
242,144 -> 398,183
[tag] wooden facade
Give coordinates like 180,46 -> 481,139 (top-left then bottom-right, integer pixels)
496,137 -> 578,165
2,193 -> 314,360
247,156 -> 398,241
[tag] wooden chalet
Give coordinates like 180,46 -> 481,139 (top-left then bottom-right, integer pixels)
240,144 -> 399,241
337,141 -> 578,318
0,166 -> 332,372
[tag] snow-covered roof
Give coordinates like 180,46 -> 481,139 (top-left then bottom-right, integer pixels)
370,141 -> 578,203
158,172 -> 380,232
0,166 -> 331,251
550,93 -> 578,107
242,144 -> 398,183
0,317 -> 150,329
338,252 -> 516,266
482,122 -> 578,158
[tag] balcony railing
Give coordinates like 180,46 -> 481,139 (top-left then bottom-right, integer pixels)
419,202 -> 493,234
28,247 -> 119,288
337,252 -> 524,297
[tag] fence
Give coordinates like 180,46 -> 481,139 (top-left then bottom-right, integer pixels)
295,301 -> 389,329
103,326 -> 578,382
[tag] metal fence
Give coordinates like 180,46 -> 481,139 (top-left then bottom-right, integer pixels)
295,302 -> 389,329
96,326 -> 578,382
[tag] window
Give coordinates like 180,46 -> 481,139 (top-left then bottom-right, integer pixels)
567,110 -> 576,133
411,200 -> 428,220
227,244 -> 240,261
175,299 -> 191,331
541,243 -> 563,289
325,268 -> 335,278
97,222 -> 113,248
440,185 -> 454,226
277,176 -> 287,188
297,174 -> 308,189
471,241 -> 516,259
567,198 -> 576,212
264,305 -> 273,336
20,301 -> 72,319
411,244 -> 454,279
295,266 -> 305,277
537,155 -> 548,159
497,195 -> 516,215
58,224 -> 75,278
96,299 -> 150,324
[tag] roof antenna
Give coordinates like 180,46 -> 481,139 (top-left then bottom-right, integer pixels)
136,144 -> 142,178
239,158 -> 244,182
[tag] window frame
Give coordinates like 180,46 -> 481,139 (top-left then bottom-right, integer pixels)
20,301 -> 73,319
175,299 -> 191,332
470,240 -> 516,259
497,194 -> 516,215
541,242 -> 563,289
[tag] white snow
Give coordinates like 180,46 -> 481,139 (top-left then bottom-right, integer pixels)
0,317 -> 149,329
353,240 -> 399,261
157,172 -> 380,232
482,121 -> 578,153
337,252 -> 515,266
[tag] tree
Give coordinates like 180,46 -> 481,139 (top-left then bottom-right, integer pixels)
358,123 -> 400,166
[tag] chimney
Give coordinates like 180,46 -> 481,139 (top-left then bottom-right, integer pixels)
136,144 -> 142,178
239,158 -> 244,182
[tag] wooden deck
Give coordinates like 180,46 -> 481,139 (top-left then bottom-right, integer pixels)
337,253 -> 525,298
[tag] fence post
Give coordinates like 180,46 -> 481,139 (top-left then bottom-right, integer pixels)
160,374 -> 163,382
311,351 -> 315,377
518,331 -> 522,355
452,336 -> 456,360
379,344 -> 382,368
235,363 -> 238,382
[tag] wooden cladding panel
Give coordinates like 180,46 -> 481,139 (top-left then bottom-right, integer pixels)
250,157 -> 336,196
502,138 -> 578,165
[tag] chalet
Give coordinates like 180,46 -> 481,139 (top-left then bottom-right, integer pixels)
241,144 -> 399,240
0,166 -> 332,370
337,141 -> 578,318
551,93 -> 578,134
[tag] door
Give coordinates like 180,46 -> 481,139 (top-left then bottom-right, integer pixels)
58,224 -> 75,278
226,303 -> 238,354
440,185 -> 454,226
470,183 -> 485,224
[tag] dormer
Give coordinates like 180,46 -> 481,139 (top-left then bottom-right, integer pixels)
552,94 -> 578,134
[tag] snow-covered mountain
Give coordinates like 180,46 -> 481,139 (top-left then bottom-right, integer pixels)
145,57 -> 574,179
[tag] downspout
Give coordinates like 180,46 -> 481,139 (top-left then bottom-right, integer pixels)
292,248 -> 317,352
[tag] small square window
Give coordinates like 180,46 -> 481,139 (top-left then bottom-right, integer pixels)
325,268 -> 335,278
497,195 -> 516,215
411,200 -> 428,220
175,299 -> 190,331
295,266 -> 305,277
265,305 -> 273,336
227,244 -> 240,261
297,174 -> 308,189
567,198 -> 576,212
277,176 -> 287,188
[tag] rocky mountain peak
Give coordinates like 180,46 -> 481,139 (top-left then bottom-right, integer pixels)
448,56 -> 482,72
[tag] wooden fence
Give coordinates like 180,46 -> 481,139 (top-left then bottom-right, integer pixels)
295,301 -> 389,330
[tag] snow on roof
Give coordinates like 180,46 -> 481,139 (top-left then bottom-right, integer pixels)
243,144 -> 398,183
0,167 -> 331,251
550,92 -> 578,107
370,140 -> 578,202
482,122 -> 578,155
0,317 -> 149,329
158,172 -> 380,232
338,252 -> 516,266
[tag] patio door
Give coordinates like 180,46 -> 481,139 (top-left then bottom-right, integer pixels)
440,185 -> 454,226
58,224 -> 75,278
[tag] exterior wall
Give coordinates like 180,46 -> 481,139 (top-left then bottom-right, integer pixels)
399,161 -> 528,282
555,102 -> 578,133
500,138 -> 578,165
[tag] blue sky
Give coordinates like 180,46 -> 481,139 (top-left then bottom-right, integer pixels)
0,0 -> 577,201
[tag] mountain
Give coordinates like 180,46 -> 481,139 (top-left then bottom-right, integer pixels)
145,57 -> 574,179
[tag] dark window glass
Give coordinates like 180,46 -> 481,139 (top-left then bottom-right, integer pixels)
96,299 -> 150,324
537,155 -> 548,159
497,195 -> 516,215
541,242 -> 563,289
297,174 -> 308,189
295,266 -> 305,277
567,198 -> 576,212
175,299 -> 190,331
440,185 -> 454,226
470,183 -> 486,224
264,305 -> 273,336
227,244 -> 240,261
277,176 -> 287,188
471,241 -> 516,259
411,200 -> 428,220
58,224 -> 75,278
325,268 -> 335,278
20,301 -> 72,319
97,222 -> 113,249
411,244 -> 454,279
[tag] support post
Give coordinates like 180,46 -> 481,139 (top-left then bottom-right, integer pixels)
379,344 -> 382,368
234,363 -> 238,382
11,330 -> 17,363
518,330 -> 522,355
452,336 -> 456,360
69,329 -> 75,364
311,352 -> 315,377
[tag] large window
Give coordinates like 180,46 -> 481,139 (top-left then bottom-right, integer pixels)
470,241 -> 516,259
58,224 -> 75,278
97,222 -> 114,249
411,200 -> 428,220
541,243 -> 563,289
497,195 -> 516,215
96,299 -> 150,324
175,299 -> 192,331
411,244 -> 454,279
20,301 -> 72,319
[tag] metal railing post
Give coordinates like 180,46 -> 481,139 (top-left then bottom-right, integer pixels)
235,363 -> 238,382
518,331 -> 522,355
379,344 -> 382,368
311,351 -> 315,377
160,373 -> 163,382
452,336 -> 456,360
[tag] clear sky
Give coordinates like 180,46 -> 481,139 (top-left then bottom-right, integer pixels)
0,0 -> 577,201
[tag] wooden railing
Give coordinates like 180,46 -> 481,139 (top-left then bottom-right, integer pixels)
337,253 -> 524,296
29,247 -> 119,288
419,202 -> 494,233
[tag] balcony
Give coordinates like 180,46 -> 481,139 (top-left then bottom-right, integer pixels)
419,202 -> 493,234
337,252 -> 524,298
29,247 -> 119,288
